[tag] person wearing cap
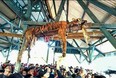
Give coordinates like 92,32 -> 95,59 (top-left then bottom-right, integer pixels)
21,67 -> 28,77
36,66 -> 51,78
25,66 -> 37,78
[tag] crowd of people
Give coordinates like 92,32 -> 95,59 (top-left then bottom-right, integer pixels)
0,60 -> 106,78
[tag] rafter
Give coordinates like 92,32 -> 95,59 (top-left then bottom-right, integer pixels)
89,0 -> 116,16
73,39 -> 88,62
45,0 -> 54,20
88,23 -> 116,29
0,42 -> 11,45
23,21 -> 116,29
3,0 -> 23,19
50,46 -> 87,50
0,32 -> 22,38
100,27 -> 116,49
77,0 -> 100,23
0,46 -> 9,50
39,0 -> 50,21
81,1 -> 90,19
66,0 -> 69,22
53,0 -> 57,16
55,0 -> 66,21
52,35 -> 102,40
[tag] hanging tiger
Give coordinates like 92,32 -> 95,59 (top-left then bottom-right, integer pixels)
17,18 -> 89,65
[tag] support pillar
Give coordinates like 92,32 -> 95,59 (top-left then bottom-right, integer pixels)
14,37 -> 26,73
5,45 -> 12,62
53,51 -> 55,65
46,47 -> 50,63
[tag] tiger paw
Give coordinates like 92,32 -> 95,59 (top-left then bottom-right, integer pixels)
62,53 -> 66,57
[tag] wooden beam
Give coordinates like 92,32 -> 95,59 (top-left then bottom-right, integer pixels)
0,32 -> 22,38
67,31 -> 103,36
48,31 -> 103,40
45,31 -> 102,36
42,30 -> 103,36
43,31 -> 103,40
52,36 -> 102,40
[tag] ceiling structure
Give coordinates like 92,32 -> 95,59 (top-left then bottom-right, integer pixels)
0,0 -> 116,63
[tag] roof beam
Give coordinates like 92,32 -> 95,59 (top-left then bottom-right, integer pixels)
95,48 -> 105,56
81,39 -> 105,56
0,32 -> 22,38
49,31 -> 103,40
0,23 -> 8,28
50,46 -> 87,50
55,0 -> 66,21
22,21 -> 116,29
0,1 -> 16,19
95,39 -> 108,46
77,0 -> 100,23
45,0 -> 54,20
0,19 -> 15,28
92,37 -> 104,46
23,21 -> 47,25
0,37 -> 8,41
53,0 -> 57,16
24,0 -> 32,20
81,1 -> 90,19
67,31 -> 102,36
88,23 -> 116,29
0,15 -> 17,27
3,0 -> 23,19
73,39 -> 88,62
100,27 -> 116,49
1,29 -> 11,43
0,42 -> 11,45
89,0 -> 116,16
66,0 -> 69,22
53,36 -> 101,40
3,0 -> 32,20
90,31 -> 115,46
0,45 -> 7,48
39,0 -> 50,21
